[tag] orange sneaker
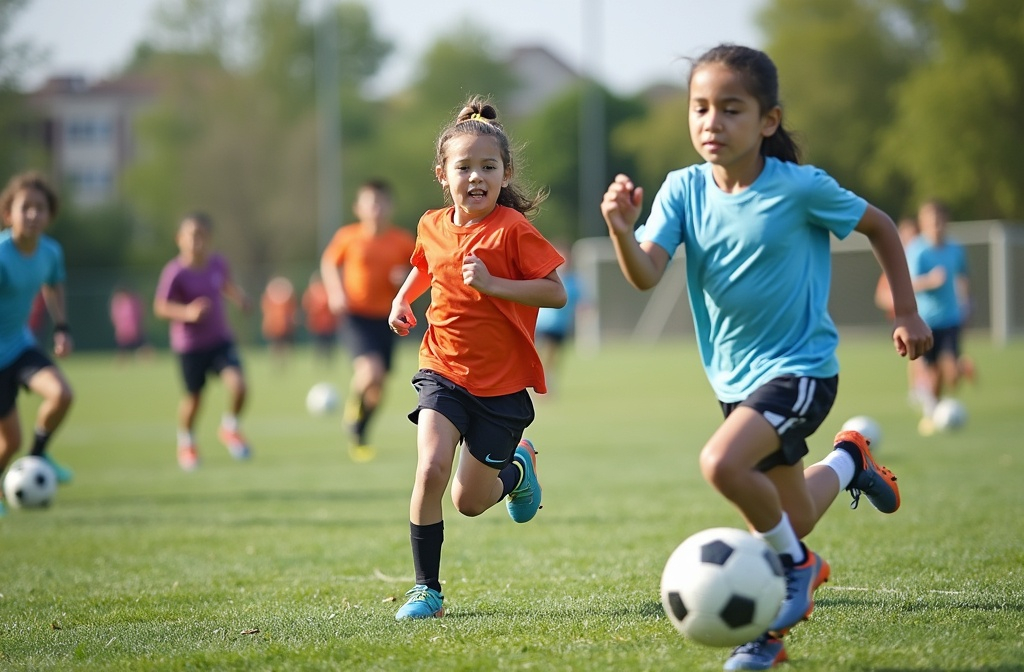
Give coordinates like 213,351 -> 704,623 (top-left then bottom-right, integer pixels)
834,430 -> 900,513
177,445 -> 199,471
217,427 -> 252,460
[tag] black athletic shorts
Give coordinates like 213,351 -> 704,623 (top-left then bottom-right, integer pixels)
343,314 -> 396,371
720,375 -> 839,472
922,325 -> 961,365
178,340 -> 242,394
408,369 -> 535,469
0,347 -> 54,417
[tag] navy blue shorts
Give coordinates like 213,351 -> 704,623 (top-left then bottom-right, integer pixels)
408,369 -> 535,468
720,375 -> 838,471
178,341 -> 243,394
923,325 -> 961,364
343,314 -> 396,371
0,347 -> 54,417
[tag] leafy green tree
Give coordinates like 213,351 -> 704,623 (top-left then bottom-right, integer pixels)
0,0 -> 46,180
611,89 -> 697,201
872,0 -> 1024,219
123,0 -> 392,273
758,0 -> 918,216
517,85 -> 645,241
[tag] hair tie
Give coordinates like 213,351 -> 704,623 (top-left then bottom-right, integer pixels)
469,113 -> 489,124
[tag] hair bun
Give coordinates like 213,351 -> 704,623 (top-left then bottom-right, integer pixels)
457,97 -> 498,125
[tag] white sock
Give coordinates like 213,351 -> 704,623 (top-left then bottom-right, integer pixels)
176,429 -> 194,448
221,414 -> 239,432
817,448 -> 856,490
754,512 -> 805,564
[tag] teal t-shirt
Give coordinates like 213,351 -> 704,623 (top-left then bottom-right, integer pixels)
637,158 -> 867,402
905,236 -> 966,330
0,230 -> 66,367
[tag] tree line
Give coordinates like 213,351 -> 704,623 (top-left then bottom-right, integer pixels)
2,0 -> 1021,283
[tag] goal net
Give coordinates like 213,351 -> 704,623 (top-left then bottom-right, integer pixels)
573,220 -> 1024,351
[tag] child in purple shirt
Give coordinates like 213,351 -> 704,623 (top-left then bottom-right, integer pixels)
154,213 -> 253,471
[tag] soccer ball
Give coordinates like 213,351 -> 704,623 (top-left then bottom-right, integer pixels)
305,382 -> 339,416
661,527 -> 785,648
841,415 -> 882,451
932,398 -> 967,431
3,456 -> 58,509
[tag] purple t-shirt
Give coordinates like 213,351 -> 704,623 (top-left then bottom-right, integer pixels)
155,253 -> 234,353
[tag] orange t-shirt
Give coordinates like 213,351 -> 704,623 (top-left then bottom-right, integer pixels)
321,223 -> 416,319
261,291 -> 297,340
412,206 -> 564,396
302,282 -> 337,336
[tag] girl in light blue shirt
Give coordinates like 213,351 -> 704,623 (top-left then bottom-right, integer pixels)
601,44 -> 932,669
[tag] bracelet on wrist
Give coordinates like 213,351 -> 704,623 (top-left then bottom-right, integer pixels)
53,323 -> 71,335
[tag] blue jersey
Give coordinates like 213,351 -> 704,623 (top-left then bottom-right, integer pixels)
638,158 -> 867,402
0,230 -> 67,367
905,236 -> 966,330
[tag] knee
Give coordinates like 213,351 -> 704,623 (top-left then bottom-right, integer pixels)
699,444 -> 738,491
452,492 -> 488,518
54,383 -> 74,411
416,460 -> 451,493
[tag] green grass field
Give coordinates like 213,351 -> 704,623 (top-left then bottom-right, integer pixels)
1,335 -> 1022,671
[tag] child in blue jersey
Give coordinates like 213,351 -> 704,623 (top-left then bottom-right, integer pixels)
906,199 -> 972,435
601,45 -> 933,670
0,172 -> 76,515
535,242 -> 585,396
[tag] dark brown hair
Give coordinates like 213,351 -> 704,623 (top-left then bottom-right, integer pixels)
689,44 -> 801,164
434,96 -> 547,217
0,171 -> 60,222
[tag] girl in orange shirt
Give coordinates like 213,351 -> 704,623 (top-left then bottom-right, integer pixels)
388,97 -> 566,620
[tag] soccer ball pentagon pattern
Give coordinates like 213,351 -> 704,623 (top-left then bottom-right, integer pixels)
305,382 -> 339,416
2,455 -> 58,509
661,527 -> 785,647
932,398 -> 967,431
841,415 -> 882,451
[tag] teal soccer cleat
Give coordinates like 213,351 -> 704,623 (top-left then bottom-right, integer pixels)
395,585 -> 445,620
41,454 -> 73,484
506,439 -> 542,523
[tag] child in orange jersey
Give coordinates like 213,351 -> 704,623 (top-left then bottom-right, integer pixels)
388,97 -> 566,620
320,180 -> 416,461
260,275 -> 297,368
301,271 -> 338,363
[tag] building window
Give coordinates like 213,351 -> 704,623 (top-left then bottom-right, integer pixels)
66,169 -> 114,198
65,118 -> 114,144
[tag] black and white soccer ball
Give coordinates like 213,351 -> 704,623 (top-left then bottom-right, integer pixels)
3,456 -> 58,509
661,527 -> 785,647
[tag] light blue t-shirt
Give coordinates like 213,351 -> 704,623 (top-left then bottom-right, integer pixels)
905,236 -> 966,330
637,158 -> 867,402
536,272 -> 582,337
0,230 -> 67,368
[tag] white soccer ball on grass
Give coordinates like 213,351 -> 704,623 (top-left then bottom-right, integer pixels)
841,415 -> 882,451
660,527 -> 786,648
3,455 -> 58,509
305,382 -> 339,416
